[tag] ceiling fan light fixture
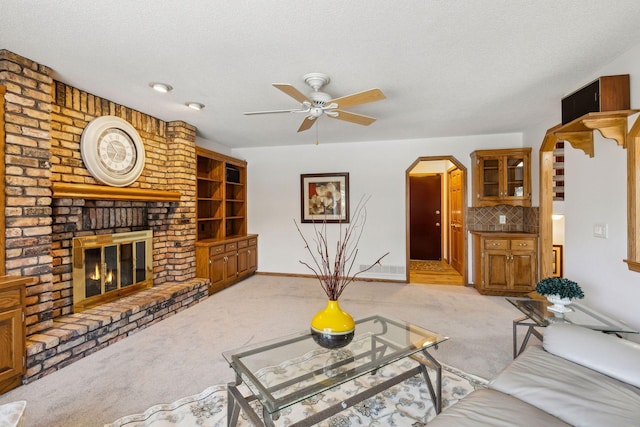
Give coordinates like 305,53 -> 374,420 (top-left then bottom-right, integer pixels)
150,82 -> 173,93
186,102 -> 205,110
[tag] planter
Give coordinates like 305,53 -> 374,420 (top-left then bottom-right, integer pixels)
310,300 -> 355,349
546,294 -> 573,313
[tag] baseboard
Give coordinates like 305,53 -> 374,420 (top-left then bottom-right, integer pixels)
255,271 -> 407,284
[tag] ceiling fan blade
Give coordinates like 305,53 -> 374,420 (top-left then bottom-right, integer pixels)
243,109 -> 305,115
297,116 -> 317,132
330,110 -> 377,126
273,84 -> 311,104
328,88 -> 386,110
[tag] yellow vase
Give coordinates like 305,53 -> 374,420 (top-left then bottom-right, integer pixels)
310,300 -> 355,349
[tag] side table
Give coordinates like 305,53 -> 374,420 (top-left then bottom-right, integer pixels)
506,298 -> 638,358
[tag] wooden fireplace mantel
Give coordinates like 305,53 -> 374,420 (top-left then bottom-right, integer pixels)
52,182 -> 181,202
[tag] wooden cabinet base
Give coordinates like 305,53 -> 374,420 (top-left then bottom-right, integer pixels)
196,235 -> 258,295
471,232 -> 538,296
0,276 -> 32,395
0,376 -> 22,395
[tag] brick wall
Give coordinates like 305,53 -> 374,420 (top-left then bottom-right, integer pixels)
0,50 -> 55,333
1,50 -> 198,333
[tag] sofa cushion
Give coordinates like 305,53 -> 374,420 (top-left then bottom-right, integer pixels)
0,401 -> 26,427
428,389 -> 570,427
490,345 -> 640,427
543,322 -> 640,388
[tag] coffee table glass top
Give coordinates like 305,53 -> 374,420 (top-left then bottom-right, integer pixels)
223,314 -> 448,414
506,298 -> 638,334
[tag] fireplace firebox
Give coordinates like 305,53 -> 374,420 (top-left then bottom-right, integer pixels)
72,230 -> 153,311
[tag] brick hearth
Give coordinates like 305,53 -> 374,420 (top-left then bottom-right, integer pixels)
1,50 -> 209,385
24,279 -> 207,383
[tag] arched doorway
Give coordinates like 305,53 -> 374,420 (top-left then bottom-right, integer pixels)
406,156 -> 468,285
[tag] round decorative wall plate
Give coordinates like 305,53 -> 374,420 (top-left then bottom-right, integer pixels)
80,116 -> 146,187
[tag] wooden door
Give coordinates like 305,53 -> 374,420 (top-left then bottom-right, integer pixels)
511,252 -> 537,291
448,168 -> 463,273
410,175 -> 442,260
484,251 -> 509,290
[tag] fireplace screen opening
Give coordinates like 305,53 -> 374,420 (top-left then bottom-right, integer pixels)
73,230 -> 153,311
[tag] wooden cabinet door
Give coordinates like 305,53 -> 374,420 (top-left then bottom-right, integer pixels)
248,243 -> 257,272
225,251 -> 238,284
484,250 -> 509,290
209,254 -> 226,293
237,247 -> 249,277
475,156 -> 502,204
501,152 -> 530,205
0,307 -> 22,388
511,251 -> 537,291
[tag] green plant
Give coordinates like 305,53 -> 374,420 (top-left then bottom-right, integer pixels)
535,277 -> 584,299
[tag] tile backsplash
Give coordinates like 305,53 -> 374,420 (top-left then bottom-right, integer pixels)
467,205 -> 539,233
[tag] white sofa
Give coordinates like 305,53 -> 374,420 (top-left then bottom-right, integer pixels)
430,323 -> 640,427
0,400 -> 26,427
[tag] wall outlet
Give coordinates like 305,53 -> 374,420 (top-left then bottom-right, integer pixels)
499,215 -> 507,224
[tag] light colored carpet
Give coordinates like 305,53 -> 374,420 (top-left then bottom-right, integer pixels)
0,275 -> 519,427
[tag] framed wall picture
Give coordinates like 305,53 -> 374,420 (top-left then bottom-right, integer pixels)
300,173 -> 349,223
552,244 -> 563,277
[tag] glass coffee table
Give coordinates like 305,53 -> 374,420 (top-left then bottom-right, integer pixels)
223,314 -> 448,427
507,297 -> 638,358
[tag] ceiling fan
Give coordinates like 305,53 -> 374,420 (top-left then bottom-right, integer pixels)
244,73 -> 386,132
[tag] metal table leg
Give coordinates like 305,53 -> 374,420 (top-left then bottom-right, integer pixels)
227,383 -> 264,427
512,316 -> 544,358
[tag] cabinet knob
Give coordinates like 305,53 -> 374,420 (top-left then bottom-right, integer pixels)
518,243 -> 527,246
224,256 -> 228,262
248,249 -> 251,254
208,259 -> 212,264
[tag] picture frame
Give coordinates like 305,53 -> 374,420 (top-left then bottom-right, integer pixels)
300,173 -> 349,223
552,244 -> 563,277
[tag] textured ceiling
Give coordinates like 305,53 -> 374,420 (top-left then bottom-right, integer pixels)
3,1 -> 640,149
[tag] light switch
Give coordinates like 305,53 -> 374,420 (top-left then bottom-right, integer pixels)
499,215 -> 506,224
593,223 -> 608,239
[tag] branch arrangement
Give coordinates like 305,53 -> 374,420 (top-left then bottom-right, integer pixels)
295,195 -> 389,300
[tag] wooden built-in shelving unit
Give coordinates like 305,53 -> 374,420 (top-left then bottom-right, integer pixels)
195,147 -> 257,294
539,110 -> 640,276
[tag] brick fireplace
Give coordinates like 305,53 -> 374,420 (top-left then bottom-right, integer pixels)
1,50 -> 209,383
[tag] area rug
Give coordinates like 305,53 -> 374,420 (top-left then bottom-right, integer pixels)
409,260 -> 447,272
106,358 -> 486,427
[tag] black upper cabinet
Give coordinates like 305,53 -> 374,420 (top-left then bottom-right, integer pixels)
561,74 -> 630,125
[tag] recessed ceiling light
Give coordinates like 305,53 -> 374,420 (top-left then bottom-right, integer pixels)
186,102 -> 205,111
150,82 -> 173,93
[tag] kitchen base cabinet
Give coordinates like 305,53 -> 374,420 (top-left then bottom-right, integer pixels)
471,232 -> 538,296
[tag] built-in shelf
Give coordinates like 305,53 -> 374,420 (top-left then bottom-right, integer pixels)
540,110 -> 640,275
544,110 -> 639,157
52,183 -> 181,202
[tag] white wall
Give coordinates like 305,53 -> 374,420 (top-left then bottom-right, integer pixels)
233,133 -> 522,281
523,41 -> 640,336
